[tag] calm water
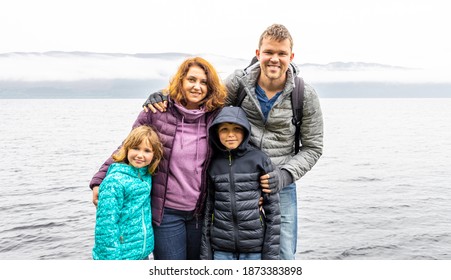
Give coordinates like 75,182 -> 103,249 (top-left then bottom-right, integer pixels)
0,98 -> 450,260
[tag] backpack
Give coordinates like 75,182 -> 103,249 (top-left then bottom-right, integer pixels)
234,58 -> 305,155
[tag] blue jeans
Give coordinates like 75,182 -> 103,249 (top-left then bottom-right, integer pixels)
279,183 -> 297,260
152,207 -> 203,260
214,251 -> 261,260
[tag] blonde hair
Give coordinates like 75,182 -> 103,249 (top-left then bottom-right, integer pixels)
258,24 -> 293,50
113,125 -> 163,174
164,57 -> 226,112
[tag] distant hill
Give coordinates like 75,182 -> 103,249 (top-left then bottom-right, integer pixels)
1,51 -> 450,98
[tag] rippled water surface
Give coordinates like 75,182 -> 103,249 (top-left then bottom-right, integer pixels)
1,98 -> 450,260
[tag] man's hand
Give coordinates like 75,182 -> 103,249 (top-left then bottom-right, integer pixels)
92,186 -> 99,207
142,92 -> 168,113
260,168 -> 293,193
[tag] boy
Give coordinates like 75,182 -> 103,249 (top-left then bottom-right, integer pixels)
200,106 -> 280,260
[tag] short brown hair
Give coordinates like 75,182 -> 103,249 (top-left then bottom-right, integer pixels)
258,24 -> 293,50
165,57 -> 227,112
113,125 -> 163,174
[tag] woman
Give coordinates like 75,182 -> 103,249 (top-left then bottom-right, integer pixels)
90,57 -> 227,259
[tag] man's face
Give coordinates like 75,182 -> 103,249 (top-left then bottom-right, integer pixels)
256,38 -> 294,82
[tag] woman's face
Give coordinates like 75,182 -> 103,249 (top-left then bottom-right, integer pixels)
182,65 -> 208,109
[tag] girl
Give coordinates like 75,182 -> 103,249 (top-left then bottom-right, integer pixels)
92,125 -> 163,260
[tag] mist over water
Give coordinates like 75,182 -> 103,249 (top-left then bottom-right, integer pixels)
0,98 -> 450,260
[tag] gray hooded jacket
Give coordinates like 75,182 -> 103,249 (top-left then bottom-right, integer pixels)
224,62 -> 323,181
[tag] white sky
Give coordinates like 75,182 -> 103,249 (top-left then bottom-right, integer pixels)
0,0 -> 450,70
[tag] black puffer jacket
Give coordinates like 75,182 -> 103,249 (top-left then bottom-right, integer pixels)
200,106 -> 280,260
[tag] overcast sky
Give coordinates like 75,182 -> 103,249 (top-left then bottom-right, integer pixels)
1,0 -> 449,70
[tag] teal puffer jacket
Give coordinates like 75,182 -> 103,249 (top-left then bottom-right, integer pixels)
92,163 -> 154,260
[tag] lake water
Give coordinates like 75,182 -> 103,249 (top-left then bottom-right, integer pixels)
0,98 -> 450,260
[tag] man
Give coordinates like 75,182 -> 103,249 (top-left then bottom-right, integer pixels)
144,23 -> 323,260
224,24 -> 323,260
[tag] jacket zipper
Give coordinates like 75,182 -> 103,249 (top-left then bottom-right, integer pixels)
141,207 -> 147,259
228,151 -> 240,252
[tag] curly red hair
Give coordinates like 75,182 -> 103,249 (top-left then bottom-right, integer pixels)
164,57 -> 226,112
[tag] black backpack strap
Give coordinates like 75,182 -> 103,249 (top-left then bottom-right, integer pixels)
291,76 -> 305,155
235,56 -> 258,106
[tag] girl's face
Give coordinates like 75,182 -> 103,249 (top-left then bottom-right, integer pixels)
182,65 -> 208,109
127,139 -> 154,169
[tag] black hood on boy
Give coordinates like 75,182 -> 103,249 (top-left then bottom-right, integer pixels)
208,106 -> 251,154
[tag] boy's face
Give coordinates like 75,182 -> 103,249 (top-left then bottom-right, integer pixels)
217,122 -> 244,150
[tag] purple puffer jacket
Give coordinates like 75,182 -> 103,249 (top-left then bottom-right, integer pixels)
90,101 -> 219,226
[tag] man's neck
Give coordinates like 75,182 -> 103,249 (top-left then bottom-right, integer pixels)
258,74 -> 286,99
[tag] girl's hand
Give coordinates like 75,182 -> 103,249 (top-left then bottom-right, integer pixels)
92,186 -> 99,207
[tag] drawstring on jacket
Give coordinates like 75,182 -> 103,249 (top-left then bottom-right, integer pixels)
195,119 -> 201,174
180,115 -> 185,149
179,114 -> 202,174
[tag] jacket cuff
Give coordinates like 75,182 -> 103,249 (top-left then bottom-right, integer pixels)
281,169 -> 293,186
